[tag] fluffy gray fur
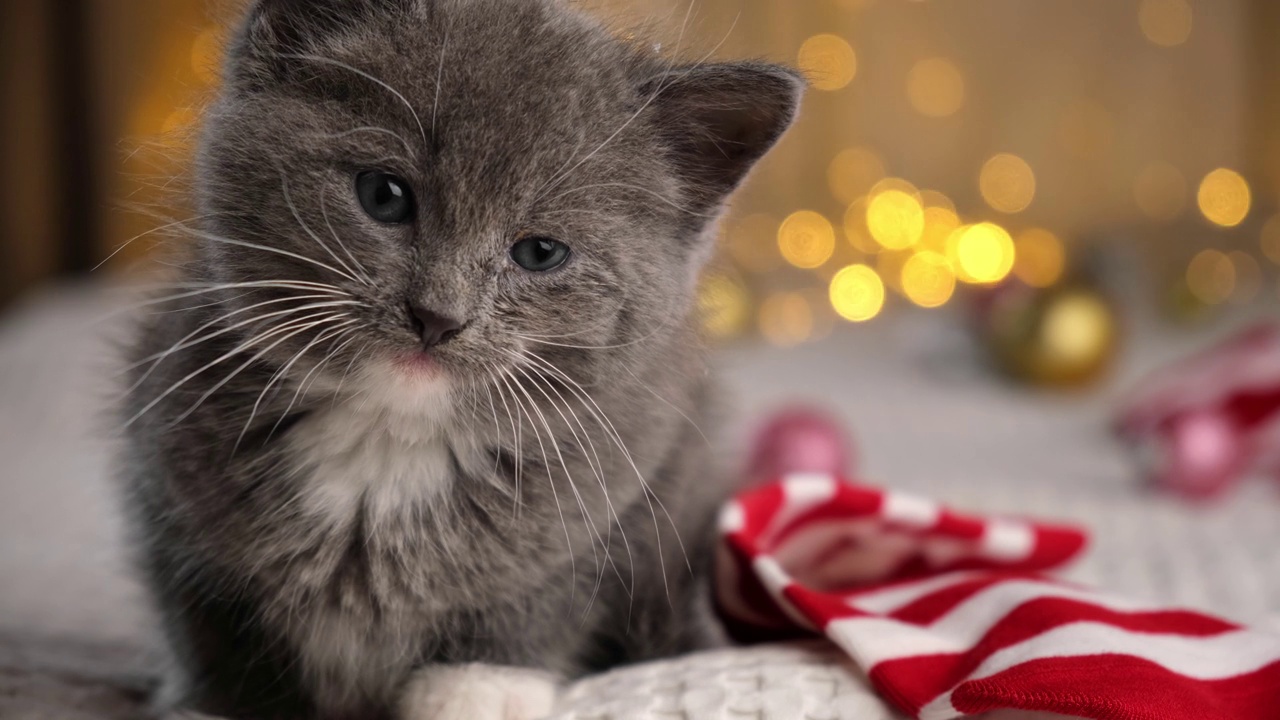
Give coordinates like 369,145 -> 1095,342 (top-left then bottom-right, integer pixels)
118,0 -> 802,718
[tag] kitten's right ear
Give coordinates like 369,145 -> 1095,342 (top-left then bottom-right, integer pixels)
244,0 -> 407,53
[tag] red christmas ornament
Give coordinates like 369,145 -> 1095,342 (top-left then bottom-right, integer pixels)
1117,324 -> 1280,501
747,407 -> 854,481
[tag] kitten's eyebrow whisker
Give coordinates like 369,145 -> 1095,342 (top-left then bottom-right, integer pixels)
431,30 -> 450,139
277,53 -> 428,146
308,126 -> 415,157
279,170 -> 370,287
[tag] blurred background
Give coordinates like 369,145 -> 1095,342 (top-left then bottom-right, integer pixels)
2,0 -> 1280,678
1,0 -> 1278,345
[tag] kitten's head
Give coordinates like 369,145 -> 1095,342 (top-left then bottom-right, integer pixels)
195,0 -> 801,415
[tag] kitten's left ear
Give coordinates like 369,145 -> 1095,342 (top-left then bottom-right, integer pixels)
643,62 -> 805,213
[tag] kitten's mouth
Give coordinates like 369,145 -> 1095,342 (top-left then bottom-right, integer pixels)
393,351 -> 445,380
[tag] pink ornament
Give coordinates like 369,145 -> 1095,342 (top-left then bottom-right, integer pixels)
1117,324 -> 1280,502
747,407 -> 854,481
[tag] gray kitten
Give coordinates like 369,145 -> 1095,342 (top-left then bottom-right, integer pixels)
119,0 -> 801,718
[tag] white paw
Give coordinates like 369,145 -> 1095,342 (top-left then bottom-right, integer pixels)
399,664 -> 560,720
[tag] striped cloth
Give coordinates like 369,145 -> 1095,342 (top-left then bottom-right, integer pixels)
716,473 -> 1280,720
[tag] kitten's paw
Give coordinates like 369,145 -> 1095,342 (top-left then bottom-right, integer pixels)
399,664 -> 559,720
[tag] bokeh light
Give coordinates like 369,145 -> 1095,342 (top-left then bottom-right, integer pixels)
191,28 -> 225,86
798,34 -> 858,92
1139,0 -> 1193,48
828,147 -> 885,205
699,272 -> 751,339
953,223 -> 1016,284
842,198 -> 882,254
980,154 -> 1037,214
1186,249 -> 1236,305
866,187 -> 925,250
1133,162 -> 1188,221
906,57 -> 966,118
759,292 -> 815,347
829,265 -> 885,322
1262,215 -> 1280,265
919,206 -> 960,253
778,211 -> 836,269
1013,228 -> 1066,288
1197,169 -> 1251,228
901,251 -> 956,308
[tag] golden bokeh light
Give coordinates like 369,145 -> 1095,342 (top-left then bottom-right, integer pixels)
980,154 -> 1037,214
954,223 -> 1016,285
1139,0 -> 1193,48
829,265 -> 886,322
906,57 -> 966,118
842,198 -> 881,254
920,206 -> 960,253
759,292 -> 815,347
866,188 -> 925,250
1013,228 -> 1066,288
1229,251 -> 1262,304
828,147 -> 886,205
1262,215 -> 1280,265
192,28 -> 225,86
901,251 -> 956,308
919,190 -> 956,215
698,272 -> 751,340
1197,168 -> 1251,228
1133,162 -> 1188,221
798,34 -> 858,92
1186,249 -> 1236,305
778,211 -> 836,269
725,213 -> 782,274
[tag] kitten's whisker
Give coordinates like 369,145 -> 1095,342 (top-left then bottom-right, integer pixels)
92,212 -> 228,272
265,328 -> 361,444
166,315 -> 352,430
497,373 -> 573,588
513,309 -> 677,351
621,364 -> 712,449
319,190 -> 375,286
278,53 -> 428,146
331,341 -> 370,410
105,281 -> 348,320
125,311 -> 345,428
431,30 -> 450,139
487,366 -> 524,520
308,126 -> 414,157
179,228 -> 362,286
236,322 -> 357,452
279,171 -> 368,287
123,299 -> 363,393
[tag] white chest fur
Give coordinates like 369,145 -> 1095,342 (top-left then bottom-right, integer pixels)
287,401 -> 464,525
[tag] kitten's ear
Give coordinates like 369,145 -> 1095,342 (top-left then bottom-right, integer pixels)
643,62 -> 805,212
244,0 -> 407,52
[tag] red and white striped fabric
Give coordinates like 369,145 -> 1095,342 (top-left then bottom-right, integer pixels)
716,473 -> 1280,720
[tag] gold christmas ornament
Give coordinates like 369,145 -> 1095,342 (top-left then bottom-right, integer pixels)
985,285 -> 1119,388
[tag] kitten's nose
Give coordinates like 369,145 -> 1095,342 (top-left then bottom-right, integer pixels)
408,303 -> 464,349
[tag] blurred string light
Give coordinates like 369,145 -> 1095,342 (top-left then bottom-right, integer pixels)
759,292 -> 814,347
829,265 -> 885,322
1133,162 -> 1188,221
1228,251 -> 1262,304
1186,249 -> 1236,305
698,272 -> 751,339
951,222 -> 1016,284
980,154 -> 1037,214
778,211 -> 836,269
1263,215 -> 1280,265
841,198 -> 882,254
1139,0 -> 1193,48
906,57 -> 966,118
920,205 -> 961,253
827,147 -> 885,205
1013,228 -> 1066,288
798,34 -> 858,92
901,251 -> 956,308
1197,168 -> 1251,228
865,180 -> 925,249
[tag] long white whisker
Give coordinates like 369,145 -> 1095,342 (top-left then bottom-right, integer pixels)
279,53 -> 427,145
182,228 -> 362,284
319,190 -> 374,285
514,309 -> 677,351
265,328 -> 361,443
92,213 -> 227,272
431,30 -> 450,138
279,171 -> 367,286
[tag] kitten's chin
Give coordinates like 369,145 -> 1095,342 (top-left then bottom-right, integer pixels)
351,353 -> 458,419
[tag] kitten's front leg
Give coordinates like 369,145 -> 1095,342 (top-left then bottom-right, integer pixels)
399,664 -> 560,720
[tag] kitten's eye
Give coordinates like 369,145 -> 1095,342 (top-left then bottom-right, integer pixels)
510,237 -> 572,272
355,171 -> 414,224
